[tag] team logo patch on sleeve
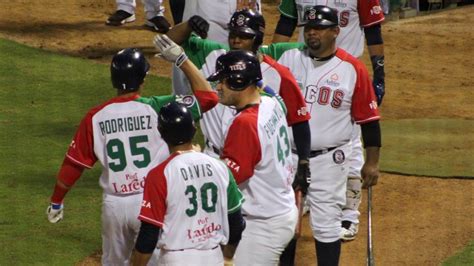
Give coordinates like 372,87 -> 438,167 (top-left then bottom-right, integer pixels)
333,149 -> 345,164
176,95 -> 196,107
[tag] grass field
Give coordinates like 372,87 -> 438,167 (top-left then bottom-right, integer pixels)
0,38 -> 472,264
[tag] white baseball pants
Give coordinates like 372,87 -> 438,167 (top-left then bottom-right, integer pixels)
115,0 -> 164,19
307,141 -> 352,243
234,205 -> 298,266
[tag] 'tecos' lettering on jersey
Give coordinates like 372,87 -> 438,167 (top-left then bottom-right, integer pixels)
98,115 -> 152,135
180,163 -> 213,181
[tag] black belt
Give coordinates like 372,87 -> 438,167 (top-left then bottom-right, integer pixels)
292,146 -> 338,158
205,139 -> 221,155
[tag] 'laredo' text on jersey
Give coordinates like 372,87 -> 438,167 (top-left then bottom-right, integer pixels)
139,151 -> 244,250
66,94 -> 204,195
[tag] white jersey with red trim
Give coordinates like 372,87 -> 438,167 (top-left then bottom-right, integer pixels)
138,151 -> 243,250
65,94 -> 205,196
288,0 -> 384,57
278,48 -> 380,150
222,96 -> 296,219
180,37 -> 311,157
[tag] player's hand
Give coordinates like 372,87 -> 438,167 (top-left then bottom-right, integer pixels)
153,34 -> 188,67
361,163 -> 379,189
371,55 -> 385,106
46,203 -> 64,223
188,15 -> 209,39
292,160 -> 310,195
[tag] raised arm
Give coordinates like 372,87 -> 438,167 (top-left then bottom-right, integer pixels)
153,34 -> 217,111
166,16 -> 210,45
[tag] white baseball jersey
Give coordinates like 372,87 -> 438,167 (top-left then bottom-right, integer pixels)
261,44 -> 380,149
138,151 -> 244,250
222,95 -> 296,219
179,36 -> 310,157
278,0 -> 385,57
66,94 -> 210,196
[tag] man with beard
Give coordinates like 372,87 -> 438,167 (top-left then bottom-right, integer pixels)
261,6 -> 382,265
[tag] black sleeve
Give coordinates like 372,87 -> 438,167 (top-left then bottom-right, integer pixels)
364,24 -> 383,46
274,14 -> 298,37
135,221 -> 161,254
227,209 -> 246,246
292,121 -> 311,161
360,120 -> 382,148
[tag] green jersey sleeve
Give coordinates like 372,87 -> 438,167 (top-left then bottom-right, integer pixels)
226,168 -> 244,214
182,35 -> 229,70
278,0 -> 298,19
259,42 -> 305,61
135,95 -> 202,121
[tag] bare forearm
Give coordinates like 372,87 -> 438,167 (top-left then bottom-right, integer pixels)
272,33 -> 291,43
367,44 -> 384,58
131,250 -> 152,266
166,22 -> 192,45
365,146 -> 380,165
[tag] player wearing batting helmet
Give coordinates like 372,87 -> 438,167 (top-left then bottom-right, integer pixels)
261,5 -> 382,265
205,50 -> 299,265
46,44 -> 218,265
272,0 -> 386,246
164,9 -> 312,264
132,102 -> 245,266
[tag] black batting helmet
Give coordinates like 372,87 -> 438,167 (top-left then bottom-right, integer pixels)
228,9 -> 265,50
207,50 -> 262,91
303,5 -> 339,28
111,48 -> 150,91
158,102 -> 196,146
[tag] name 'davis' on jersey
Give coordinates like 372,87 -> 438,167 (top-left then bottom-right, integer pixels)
180,163 -> 214,181
98,115 -> 152,136
263,108 -> 284,139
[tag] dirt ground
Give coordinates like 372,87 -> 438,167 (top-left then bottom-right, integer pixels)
1,1 -> 473,265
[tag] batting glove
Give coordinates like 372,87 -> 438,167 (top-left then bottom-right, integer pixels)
189,15 -> 209,39
371,55 -> 385,106
153,34 -> 188,67
46,203 -> 64,223
292,160 -> 311,195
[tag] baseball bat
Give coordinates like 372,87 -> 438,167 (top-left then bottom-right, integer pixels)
367,186 -> 375,266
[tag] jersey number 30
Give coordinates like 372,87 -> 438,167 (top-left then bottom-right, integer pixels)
185,182 -> 218,217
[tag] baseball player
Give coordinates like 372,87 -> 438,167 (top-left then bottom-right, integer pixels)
165,11 -> 311,263
46,43 -> 218,265
207,50 -> 298,265
131,102 -> 245,266
106,0 -> 170,33
261,6 -> 381,265
272,0 -> 386,242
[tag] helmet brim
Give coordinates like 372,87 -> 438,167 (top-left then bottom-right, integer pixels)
207,71 -> 223,82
